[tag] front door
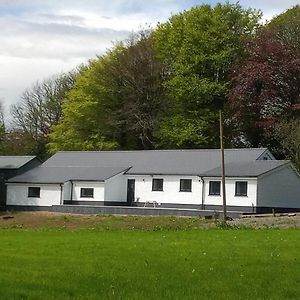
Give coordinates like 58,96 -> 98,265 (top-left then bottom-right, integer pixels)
127,179 -> 135,206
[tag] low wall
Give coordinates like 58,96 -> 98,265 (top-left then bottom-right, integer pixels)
51,205 -> 241,218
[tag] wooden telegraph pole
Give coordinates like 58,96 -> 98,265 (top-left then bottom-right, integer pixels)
219,111 -> 227,220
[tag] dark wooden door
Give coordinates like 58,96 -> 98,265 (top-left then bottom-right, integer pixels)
127,179 -> 135,206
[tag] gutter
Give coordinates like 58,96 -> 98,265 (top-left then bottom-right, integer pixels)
6,182 -> 63,185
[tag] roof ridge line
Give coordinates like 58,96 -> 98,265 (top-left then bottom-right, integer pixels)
55,148 -> 267,154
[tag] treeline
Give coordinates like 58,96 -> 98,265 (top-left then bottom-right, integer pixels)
1,3 -> 300,168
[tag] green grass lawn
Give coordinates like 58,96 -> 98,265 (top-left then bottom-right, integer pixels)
0,227 -> 299,299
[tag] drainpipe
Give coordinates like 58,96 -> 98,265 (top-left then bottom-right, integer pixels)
200,177 -> 205,210
60,184 -> 63,205
70,180 -> 73,204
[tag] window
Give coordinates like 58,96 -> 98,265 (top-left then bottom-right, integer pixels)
235,182 -> 248,196
152,179 -> 163,191
28,187 -> 40,198
80,188 -> 94,198
180,179 -> 192,192
209,181 -> 221,195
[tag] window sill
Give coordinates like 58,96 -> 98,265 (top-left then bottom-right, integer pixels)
179,190 -> 192,193
235,195 -> 248,197
152,190 -> 164,192
28,196 -> 40,198
208,194 -> 221,196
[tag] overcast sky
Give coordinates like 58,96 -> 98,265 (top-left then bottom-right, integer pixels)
0,0 -> 298,116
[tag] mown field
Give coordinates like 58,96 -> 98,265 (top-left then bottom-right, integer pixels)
0,213 -> 299,299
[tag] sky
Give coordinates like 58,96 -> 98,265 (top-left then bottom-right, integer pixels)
0,0 -> 299,117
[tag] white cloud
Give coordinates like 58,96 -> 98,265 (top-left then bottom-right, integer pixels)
0,16 -> 130,59
0,0 -> 186,114
236,0 -> 299,21
0,0 -> 298,117
0,56 -> 85,117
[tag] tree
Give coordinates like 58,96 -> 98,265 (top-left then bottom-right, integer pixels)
268,5 -> 300,53
49,30 -> 168,152
48,52 -> 118,152
11,71 -> 77,139
153,3 -> 262,148
10,71 -> 77,158
227,30 -> 300,151
275,120 -> 300,170
105,30 -> 169,149
0,101 -> 6,154
1,129 -> 43,157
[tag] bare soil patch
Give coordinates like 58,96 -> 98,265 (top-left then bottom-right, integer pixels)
0,211 -> 214,230
0,211 -> 300,230
231,214 -> 300,229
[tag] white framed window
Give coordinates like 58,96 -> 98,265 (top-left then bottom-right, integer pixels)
180,179 -> 192,192
152,179 -> 163,191
28,187 -> 40,198
235,182 -> 248,196
80,188 -> 94,198
209,181 -> 221,195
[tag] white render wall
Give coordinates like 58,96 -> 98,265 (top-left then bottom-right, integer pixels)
105,173 -> 127,202
72,181 -> 105,201
203,177 -> 257,207
257,165 -> 300,208
6,183 -> 61,206
126,175 -> 203,205
126,175 -> 257,207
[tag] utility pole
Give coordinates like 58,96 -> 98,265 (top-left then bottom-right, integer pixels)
219,111 -> 227,220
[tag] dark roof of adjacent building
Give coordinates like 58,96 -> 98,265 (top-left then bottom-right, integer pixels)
0,156 -> 38,169
8,148 -> 283,183
8,166 -> 130,184
202,160 -> 290,177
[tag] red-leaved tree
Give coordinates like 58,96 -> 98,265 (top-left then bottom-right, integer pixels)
227,30 -> 300,150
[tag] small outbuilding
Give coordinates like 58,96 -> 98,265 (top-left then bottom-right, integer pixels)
0,156 -> 41,208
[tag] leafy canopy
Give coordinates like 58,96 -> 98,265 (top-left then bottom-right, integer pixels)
153,3 -> 262,148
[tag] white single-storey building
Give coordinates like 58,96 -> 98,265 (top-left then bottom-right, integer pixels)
6,148 -> 300,213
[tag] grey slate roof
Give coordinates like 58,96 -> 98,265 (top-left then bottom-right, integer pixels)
43,148 -> 270,175
0,156 -> 37,169
202,160 -> 289,177
8,166 -> 130,183
8,148 -> 281,184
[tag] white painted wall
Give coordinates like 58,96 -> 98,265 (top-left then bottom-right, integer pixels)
6,183 -> 61,206
126,175 -> 257,207
72,181 -> 105,201
257,165 -> 300,208
8,165 -> 299,209
126,175 -> 203,205
105,173 -> 127,202
203,177 -> 257,207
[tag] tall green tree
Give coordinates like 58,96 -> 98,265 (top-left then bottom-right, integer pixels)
268,5 -> 300,53
275,120 -> 300,170
153,3 -> 261,148
105,31 -> 169,149
49,31 -> 168,152
48,52 -> 118,152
